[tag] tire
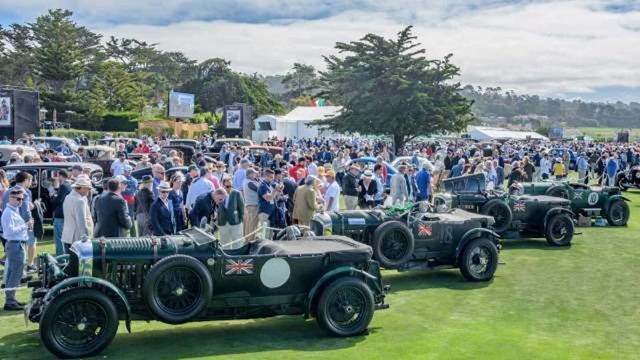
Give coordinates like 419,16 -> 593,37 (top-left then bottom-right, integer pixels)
39,288 -> 119,359
143,255 -> 213,324
606,200 -> 629,226
480,199 -> 512,233
546,186 -> 569,199
371,221 -> 415,269
316,277 -> 375,337
459,238 -> 499,282
545,213 -> 574,246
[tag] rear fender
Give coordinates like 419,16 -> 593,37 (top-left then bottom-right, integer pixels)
455,228 -> 500,261
305,267 -> 379,318
43,277 -> 132,333
544,208 -> 575,227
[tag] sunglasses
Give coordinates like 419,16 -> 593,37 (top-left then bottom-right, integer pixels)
12,197 -> 24,201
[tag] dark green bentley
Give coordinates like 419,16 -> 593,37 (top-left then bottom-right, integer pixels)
435,174 -> 576,247
25,228 -> 388,359
310,203 -> 500,282
519,181 -> 630,226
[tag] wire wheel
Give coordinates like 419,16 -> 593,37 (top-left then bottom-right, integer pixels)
316,277 -> 374,337
545,213 -> 574,246
459,238 -> 499,282
154,267 -> 202,316
606,200 -> 629,226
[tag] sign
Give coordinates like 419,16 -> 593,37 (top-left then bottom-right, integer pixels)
0,96 -> 11,126
225,107 -> 242,129
168,90 -> 195,119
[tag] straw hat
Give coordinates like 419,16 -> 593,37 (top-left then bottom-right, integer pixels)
157,181 -> 171,192
72,176 -> 93,189
363,170 -> 374,178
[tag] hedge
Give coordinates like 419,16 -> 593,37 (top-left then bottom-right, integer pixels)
50,128 -> 136,140
102,111 -> 140,132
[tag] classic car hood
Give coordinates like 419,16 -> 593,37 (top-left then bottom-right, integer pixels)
435,209 -> 496,226
515,195 -> 571,206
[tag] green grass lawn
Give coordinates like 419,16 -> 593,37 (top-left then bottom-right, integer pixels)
1,193 -> 640,359
578,127 -> 640,142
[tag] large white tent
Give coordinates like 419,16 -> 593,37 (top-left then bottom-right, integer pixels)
253,106 -> 343,141
467,126 -> 549,141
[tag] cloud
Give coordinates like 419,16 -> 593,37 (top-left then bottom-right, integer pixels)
1,0 -> 639,101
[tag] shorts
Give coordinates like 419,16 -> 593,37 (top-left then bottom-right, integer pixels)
27,230 -> 36,246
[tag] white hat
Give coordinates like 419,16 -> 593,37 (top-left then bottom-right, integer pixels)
363,170 -> 374,178
115,175 -> 128,183
158,181 -> 171,192
72,176 -> 93,189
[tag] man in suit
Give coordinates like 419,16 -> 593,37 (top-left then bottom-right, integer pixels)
149,182 -> 175,236
51,169 -> 72,255
293,176 -> 320,226
94,178 -> 132,238
62,176 -> 94,252
390,165 -> 409,205
218,178 -> 244,249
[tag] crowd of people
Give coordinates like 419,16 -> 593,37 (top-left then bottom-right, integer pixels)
1,132 -> 638,310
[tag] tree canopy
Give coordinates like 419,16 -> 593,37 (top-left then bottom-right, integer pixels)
315,26 -> 474,150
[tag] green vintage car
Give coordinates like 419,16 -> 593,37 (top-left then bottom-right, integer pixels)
309,203 -> 501,282
435,174 -> 576,247
25,228 -> 388,358
519,181 -> 630,226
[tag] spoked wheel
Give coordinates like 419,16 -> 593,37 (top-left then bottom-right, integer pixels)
372,221 -> 415,269
545,213 -> 575,246
316,277 -> 374,337
606,200 -> 629,226
143,255 -> 213,324
40,289 -> 119,359
459,238 -> 499,282
480,199 -> 512,233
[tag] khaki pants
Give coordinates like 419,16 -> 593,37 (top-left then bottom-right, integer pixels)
344,195 -> 358,210
243,205 -> 259,241
258,213 -> 272,239
218,223 -> 244,249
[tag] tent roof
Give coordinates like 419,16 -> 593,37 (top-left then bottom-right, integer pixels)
282,106 -> 342,122
468,126 -> 549,141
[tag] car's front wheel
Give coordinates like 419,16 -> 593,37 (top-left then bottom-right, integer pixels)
606,199 -> 629,226
459,238 -> 499,282
39,288 -> 119,359
545,213 -> 574,246
316,277 -> 374,337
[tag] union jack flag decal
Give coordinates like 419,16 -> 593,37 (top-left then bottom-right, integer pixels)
225,258 -> 254,275
418,223 -> 433,236
513,201 -> 526,212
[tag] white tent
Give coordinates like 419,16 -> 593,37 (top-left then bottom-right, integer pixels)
252,106 -> 343,140
467,126 -> 549,141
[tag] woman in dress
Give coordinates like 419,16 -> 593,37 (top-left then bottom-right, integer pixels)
169,172 -> 187,232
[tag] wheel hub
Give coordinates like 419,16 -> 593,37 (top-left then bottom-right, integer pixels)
174,287 -> 185,296
76,322 -> 87,331
343,305 -> 354,314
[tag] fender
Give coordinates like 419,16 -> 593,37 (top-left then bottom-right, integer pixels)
605,195 -> 630,211
544,208 -> 575,227
43,277 -> 132,333
305,267 -> 379,318
455,228 -> 500,260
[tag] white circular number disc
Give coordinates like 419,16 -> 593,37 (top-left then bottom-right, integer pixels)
588,192 -> 599,205
260,258 -> 291,289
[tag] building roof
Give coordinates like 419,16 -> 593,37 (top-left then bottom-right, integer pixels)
281,106 -> 342,122
467,126 -> 549,141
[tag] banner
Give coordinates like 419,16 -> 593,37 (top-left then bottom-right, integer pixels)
168,90 -> 195,119
226,109 -> 242,129
0,96 -> 11,126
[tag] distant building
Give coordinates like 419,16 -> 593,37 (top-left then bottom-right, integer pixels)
253,106 -> 343,141
466,126 -> 549,141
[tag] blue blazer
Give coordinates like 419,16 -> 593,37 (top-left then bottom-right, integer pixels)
149,198 -> 175,236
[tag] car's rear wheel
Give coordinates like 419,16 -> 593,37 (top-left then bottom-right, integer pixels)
545,213 -> 574,246
316,277 -> 374,337
606,199 -> 629,226
459,238 -> 499,282
480,199 -> 512,233
143,255 -> 213,324
546,186 -> 570,199
40,288 -> 119,359
372,221 -> 415,269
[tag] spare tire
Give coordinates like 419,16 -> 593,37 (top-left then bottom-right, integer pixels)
143,255 -> 213,324
372,221 -> 415,269
480,199 -> 512,233
546,186 -> 569,199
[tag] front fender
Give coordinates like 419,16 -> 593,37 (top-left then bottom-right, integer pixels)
455,228 -> 500,260
605,195 -> 630,211
544,208 -> 575,227
43,277 -> 132,333
305,267 -> 379,318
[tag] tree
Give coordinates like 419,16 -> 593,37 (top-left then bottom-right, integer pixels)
91,61 -> 146,112
30,9 -> 101,93
282,63 -> 320,100
315,27 -> 474,151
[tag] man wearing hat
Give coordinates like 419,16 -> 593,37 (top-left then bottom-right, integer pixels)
111,152 -> 128,176
61,175 -> 94,252
135,175 -> 154,236
358,170 -> 378,209
342,164 -> 360,210
94,178 -> 132,238
150,182 -> 175,236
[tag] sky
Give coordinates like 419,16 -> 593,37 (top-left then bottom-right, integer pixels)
1,0 -> 639,103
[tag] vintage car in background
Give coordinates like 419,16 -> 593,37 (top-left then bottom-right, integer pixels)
244,145 -> 283,164
25,228 -> 388,358
311,202 -> 500,282
435,173 -> 576,246
206,138 -> 254,159
520,181 -> 630,226
82,145 -> 137,176
17,136 -> 79,154
616,165 -> 640,192
167,138 -> 201,149
96,137 -> 145,149
130,166 -> 187,181
0,144 -> 39,166
3,162 -> 103,222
